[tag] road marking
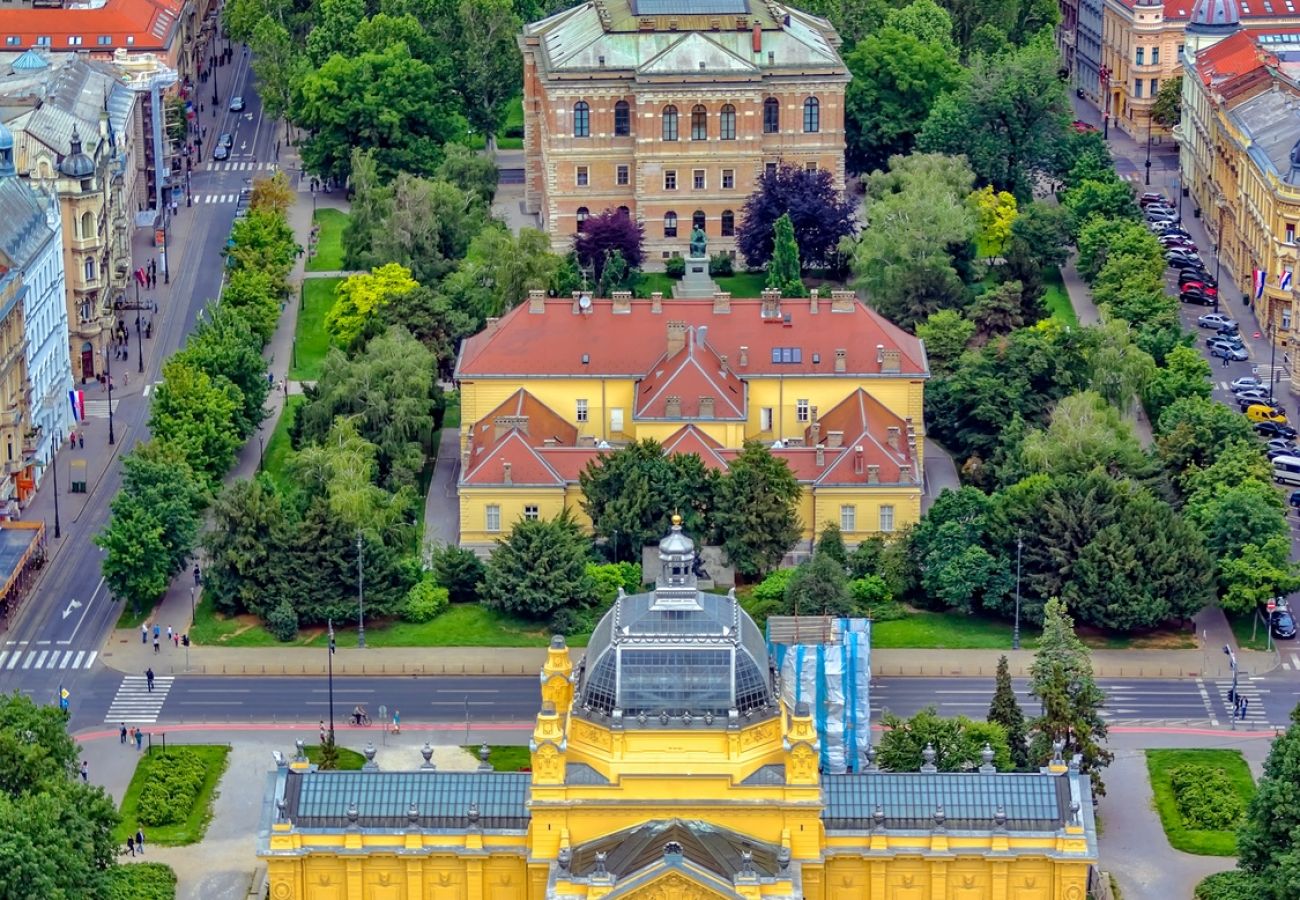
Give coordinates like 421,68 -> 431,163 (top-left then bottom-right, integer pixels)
71,651 -> 84,668
0,652 -> 8,668
1197,677 -> 1219,727
105,675 -> 175,724
6,651 -> 19,669
1291,652 -> 1300,669
1286,663 -> 1293,670
83,651 -> 96,668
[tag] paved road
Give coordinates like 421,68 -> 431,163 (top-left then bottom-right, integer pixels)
0,49 -> 277,711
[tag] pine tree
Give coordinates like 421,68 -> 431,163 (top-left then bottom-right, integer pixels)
988,655 -> 1029,770
815,523 -> 849,569
1028,597 -> 1114,794
714,441 -> 802,580
765,213 -> 808,297
480,510 -> 597,619
1236,705 -> 1300,899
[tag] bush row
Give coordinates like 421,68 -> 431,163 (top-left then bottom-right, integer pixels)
135,749 -> 213,827
105,863 -> 177,900
1172,765 -> 1247,830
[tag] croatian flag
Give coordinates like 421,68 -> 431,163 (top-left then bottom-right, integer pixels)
67,390 -> 84,422
1282,270 -> 1294,292
1255,268 -> 1267,299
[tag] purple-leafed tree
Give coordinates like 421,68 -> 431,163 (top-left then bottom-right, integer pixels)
736,164 -> 857,270
574,208 -> 644,284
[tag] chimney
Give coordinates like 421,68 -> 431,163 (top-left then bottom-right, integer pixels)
887,426 -> 901,450
666,395 -> 682,418
493,416 -> 529,441
612,290 -> 632,313
830,290 -> 855,313
761,288 -> 781,319
827,430 -> 844,449
810,288 -> 819,314
853,446 -> 864,475
809,406 -> 820,445
719,354 -> 728,368
528,289 -> 545,313
882,348 -> 901,373
834,349 -> 847,373
815,444 -> 825,467
651,292 -> 663,314
739,345 -> 749,367
866,464 -> 879,485
713,291 -> 731,314
699,396 -> 715,419
752,23 -> 762,52
502,462 -> 513,485
667,321 -> 688,355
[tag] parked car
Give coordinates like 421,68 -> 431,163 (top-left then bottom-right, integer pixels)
1209,334 -> 1245,350
1197,313 -> 1235,329
1212,343 -> 1250,361
1233,376 -> 1266,391
1181,289 -> 1215,306
1272,608 -> 1297,640
1140,192 -> 1167,207
1179,269 -> 1216,287
1268,446 -> 1297,460
1072,119 -> 1099,133
1289,489 -> 1300,507
1256,421 -> 1299,439
218,132 -> 233,148
229,96 -> 245,112
1161,239 -> 1197,253
1182,280 -> 1219,296
1238,392 -> 1276,410
1168,256 -> 1209,271
1246,404 -> 1289,424
212,144 -> 229,161
1265,438 -> 1295,453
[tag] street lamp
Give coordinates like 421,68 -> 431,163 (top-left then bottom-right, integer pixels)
104,346 -> 115,446
1012,533 -> 1022,650
162,214 -> 170,285
355,533 -> 366,649
1213,209 -> 1224,315
136,313 -> 143,374
1099,65 -> 1112,139
1224,645 -> 1239,730
1144,118 -> 1153,186
327,619 -> 337,742
50,434 -> 61,540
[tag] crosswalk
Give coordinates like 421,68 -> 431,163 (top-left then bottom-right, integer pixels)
81,398 -> 118,419
194,193 -> 245,205
1215,678 -> 1271,727
208,161 -> 277,173
105,674 -> 174,724
0,647 -> 98,671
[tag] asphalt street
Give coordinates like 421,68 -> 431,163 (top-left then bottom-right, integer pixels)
0,48 -> 277,714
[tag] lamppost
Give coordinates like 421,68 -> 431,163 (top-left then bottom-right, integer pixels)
1012,533 -> 1022,650
1224,645 -> 1239,730
1099,65 -> 1112,139
187,586 -> 195,671
355,533 -> 366,649
1145,117 -> 1154,186
162,213 -> 170,284
136,313 -> 143,375
50,434 -> 61,540
104,346 -> 115,446
1213,209 -> 1224,315
326,619 -> 337,742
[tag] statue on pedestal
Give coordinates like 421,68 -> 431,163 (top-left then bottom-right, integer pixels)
689,226 -> 707,258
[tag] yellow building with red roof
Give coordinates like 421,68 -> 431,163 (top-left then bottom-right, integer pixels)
452,288 -> 929,553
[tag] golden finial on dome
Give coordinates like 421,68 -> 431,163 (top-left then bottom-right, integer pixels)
671,513 -> 682,527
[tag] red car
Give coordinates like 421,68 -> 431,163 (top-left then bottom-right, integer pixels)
1182,281 -> 1218,297
1072,119 -> 1099,134
1140,192 -> 1167,207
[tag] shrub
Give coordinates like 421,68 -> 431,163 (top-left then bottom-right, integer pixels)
708,253 -> 734,277
586,562 -> 643,604
751,567 -> 797,605
1195,871 -> 1263,900
402,574 -> 450,623
266,598 -> 299,642
849,574 -> 893,608
105,862 -> 177,900
136,749 -> 211,827
429,544 -> 486,603
1171,766 -> 1246,830
666,257 -> 686,279
549,606 -> 583,637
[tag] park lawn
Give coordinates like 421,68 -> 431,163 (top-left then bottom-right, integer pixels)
116,600 -> 152,630
1230,611 -> 1274,652
871,610 -> 1040,650
465,745 -> 531,772
261,395 -> 305,492
635,272 -> 676,298
306,208 -> 348,272
715,272 -> 769,296
189,595 -> 309,647
115,745 -> 230,847
1146,749 -> 1255,856
304,744 -> 366,770
290,277 -> 341,382
1042,266 -> 1079,326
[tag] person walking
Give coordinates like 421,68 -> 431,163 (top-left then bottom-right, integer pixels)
193,565 -> 202,587
141,623 -> 148,644
80,761 -> 88,783
173,632 -> 179,648
153,623 -> 160,642
166,625 -> 173,644
319,720 -> 327,744
134,728 -> 143,751
78,433 -> 84,449
145,667 -> 155,692
126,835 -> 135,857
153,635 -> 160,654
392,709 -> 400,734
1241,696 -> 1250,719
120,723 -> 127,744
135,828 -> 145,854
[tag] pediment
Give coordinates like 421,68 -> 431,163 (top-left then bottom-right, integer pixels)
637,32 -> 759,75
605,867 -> 741,900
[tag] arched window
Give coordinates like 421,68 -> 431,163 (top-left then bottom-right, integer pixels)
576,206 -> 589,231
691,104 -> 707,140
80,211 -> 93,238
83,257 -> 94,281
617,205 -> 630,217
720,104 -> 736,140
664,211 -> 678,238
662,105 -> 679,141
763,97 -> 780,133
692,210 -> 706,233
573,101 -> 590,138
614,100 -> 630,136
803,97 -> 820,133
721,210 -> 735,237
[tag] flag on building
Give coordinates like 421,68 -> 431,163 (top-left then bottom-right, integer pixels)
1255,268 -> 1266,299
67,390 -> 84,422
1282,270 -> 1294,292
134,267 -> 147,286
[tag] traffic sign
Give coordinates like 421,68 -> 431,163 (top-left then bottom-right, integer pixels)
1268,599 -> 1277,613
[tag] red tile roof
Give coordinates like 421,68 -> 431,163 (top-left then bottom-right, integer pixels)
472,389 -> 578,451
1194,29 -> 1277,83
1112,0 -> 1300,20
456,296 -> 928,379
635,327 -> 746,420
0,0 -> 184,53
463,431 -> 566,486
661,425 -> 730,470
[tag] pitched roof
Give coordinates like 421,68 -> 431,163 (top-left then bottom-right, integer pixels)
0,0 -> 184,54
463,431 -> 566,487
473,388 -> 579,449
281,770 -> 531,830
457,296 -> 928,380
1193,28 -> 1274,83
661,425 -> 730,470
0,176 -> 56,271
635,328 -> 746,421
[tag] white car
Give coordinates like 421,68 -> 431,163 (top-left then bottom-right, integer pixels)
1197,313 -> 1236,330
1232,376 -> 1265,392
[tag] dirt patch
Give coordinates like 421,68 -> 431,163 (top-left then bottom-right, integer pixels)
1077,625 -> 1198,650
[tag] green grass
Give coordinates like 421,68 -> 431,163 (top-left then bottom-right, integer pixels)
261,395 -> 305,491
290,277 -> 341,382
715,272 -> 769,296
1042,265 -> 1079,326
115,745 -> 230,847
465,745 -> 532,771
189,595 -> 295,648
634,271 -> 676,298
305,208 -> 348,273
105,862 -> 177,899
304,744 -> 365,770
1229,611 -> 1274,651
871,610 -> 1040,650
502,95 -> 523,133
1146,749 -> 1256,856
116,601 -> 152,630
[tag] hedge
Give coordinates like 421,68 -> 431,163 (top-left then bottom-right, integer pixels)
1146,749 -> 1255,856
1195,871 -> 1263,900
105,863 -> 177,900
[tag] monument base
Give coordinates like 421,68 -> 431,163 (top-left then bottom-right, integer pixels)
674,253 -> 718,299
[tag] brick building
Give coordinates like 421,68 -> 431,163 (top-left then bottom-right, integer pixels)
518,0 -> 850,264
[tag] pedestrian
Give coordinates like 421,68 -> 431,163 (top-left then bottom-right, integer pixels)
1223,354 -> 1230,368
79,433 -> 83,449
153,636 -> 159,654
166,625 -> 173,643
141,623 -> 148,644
135,828 -> 145,854
153,623 -> 160,641
135,729 -> 143,751
392,709 -> 400,734
319,720 -> 326,743
145,667 -> 154,691
173,632 -> 179,648
1241,696 -> 1250,719
126,835 -> 135,857
80,760 -> 88,783
120,722 -> 127,744
193,565 -> 201,587
124,371 -> 129,387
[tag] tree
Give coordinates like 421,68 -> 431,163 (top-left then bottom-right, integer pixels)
1062,179 -> 1140,228
116,441 -> 207,575
369,174 -> 488,285
1152,75 -> 1183,127
96,497 -> 172,615
435,143 -> 499,206
1156,397 -> 1258,484
428,543 -> 486,603
1236,705 -> 1300,899
1084,320 -> 1158,415
448,0 -> 522,148
0,694 -> 119,899
969,185 -> 1018,256
969,280 -> 1025,343
1028,597 -> 1113,794
916,309 -> 974,375
714,442 -> 802,579
917,41 -> 1071,198
175,304 -> 271,438
480,510 -> 597,618
204,478 -> 295,618
1143,343 -> 1212,422
1014,392 -> 1149,481
249,17 -> 302,121
988,655 -> 1029,769
1075,215 -> 1162,282
876,707 -> 1013,772
342,148 -> 390,270
1218,536 -> 1300,617
227,208 -> 296,285
148,359 -> 244,488
783,551 -> 853,615
815,523 -> 848,567
574,209 -> 645,284
908,487 -> 1012,614
886,0 -> 958,50
325,263 -> 420,348
735,165 -> 856,269
438,226 -> 561,324
304,0 -> 365,64
221,267 -> 282,344
844,25 -> 963,172
794,0 -> 890,46
766,213 -> 807,296
249,171 -> 295,216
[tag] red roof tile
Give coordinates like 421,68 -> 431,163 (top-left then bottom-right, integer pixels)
635,328 -> 746,420
456,296 -> 928,379
537,447 -> 602,481
0,0 -> 184,52
472,388 -> 578,453
462,431 -> 565,486
1194,29 -> 1277,83
660,425 -> 730,470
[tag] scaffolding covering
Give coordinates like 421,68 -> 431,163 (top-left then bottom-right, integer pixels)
766,616 -> 871,774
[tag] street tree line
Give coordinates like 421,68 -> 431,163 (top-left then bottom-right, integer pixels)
96,176 -> 294,613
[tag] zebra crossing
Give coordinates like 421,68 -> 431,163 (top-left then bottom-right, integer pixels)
1215,678 -> 1271,727
208,161 -> 277,173
81,398 -> 119,419
0,646 -> 98,671
105,674 -> 175,724
195,193 -> 245,205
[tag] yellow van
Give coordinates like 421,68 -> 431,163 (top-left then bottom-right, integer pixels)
1247,404 -> 1289,424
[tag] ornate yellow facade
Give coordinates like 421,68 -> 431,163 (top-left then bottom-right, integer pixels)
260,528 -> 1098,900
